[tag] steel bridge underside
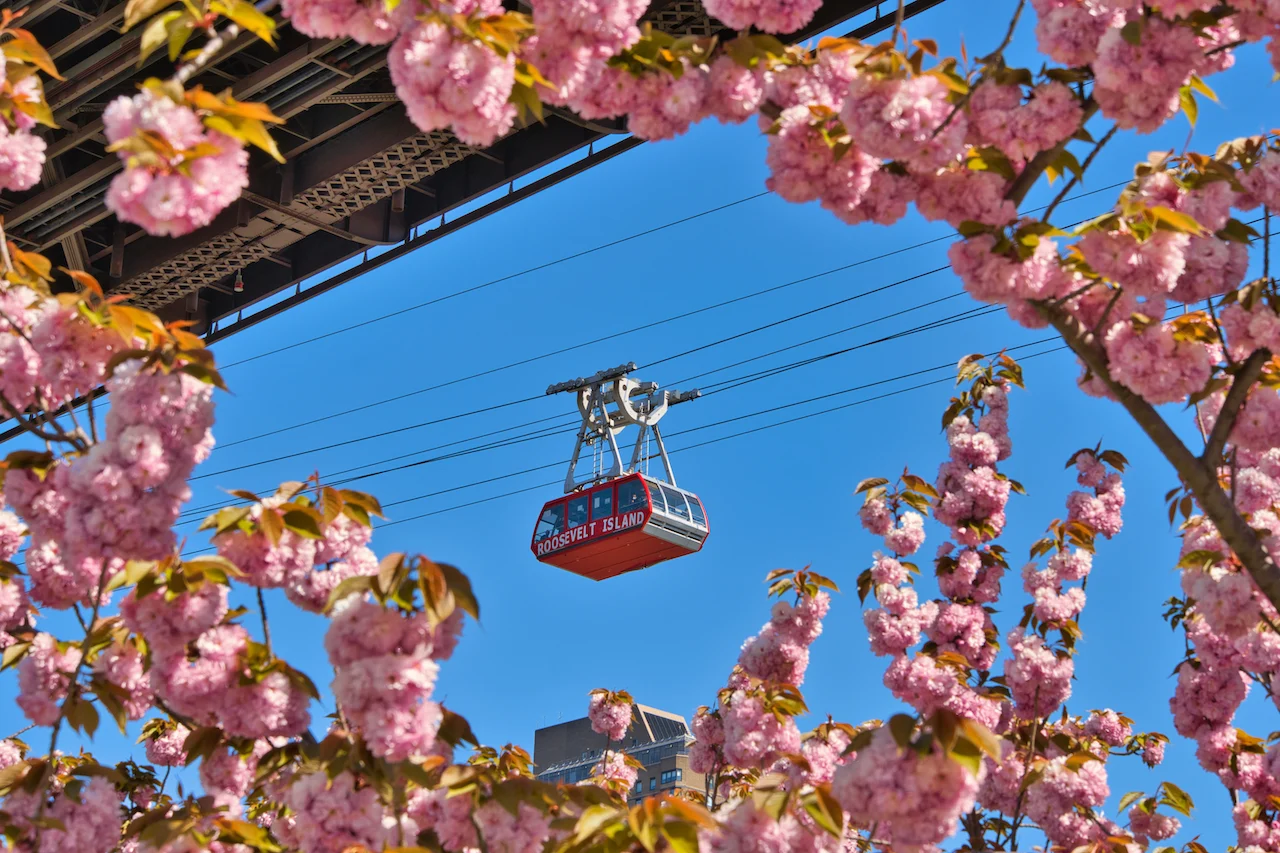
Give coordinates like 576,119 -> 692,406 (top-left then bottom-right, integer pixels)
4,0 -> 943,341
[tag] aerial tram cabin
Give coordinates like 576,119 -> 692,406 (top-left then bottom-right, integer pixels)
530,363 -> 709,581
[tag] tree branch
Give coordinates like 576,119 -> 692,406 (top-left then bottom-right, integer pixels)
1203,348 -> 1271,465
1042,124 -> 1119,222
1037,301 -> 1280,612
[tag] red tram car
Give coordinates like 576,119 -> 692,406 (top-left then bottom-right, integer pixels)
530,472 -> 709,581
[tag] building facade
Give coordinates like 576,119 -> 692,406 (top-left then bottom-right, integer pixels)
532,704 -> 706,806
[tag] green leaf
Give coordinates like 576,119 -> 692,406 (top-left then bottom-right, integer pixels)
123,0 -> 178,30
1159,781 -> 1194,816
281,508 -> 324,539
1150,205 -> 1207,236
948,736 -> 983,776
854,477 -> 889,494
1117,791 -> 1146,813
661,821 -> 700,853
139,11 -> 181,66
1179,85 -> 1198,128
1,641 -> 30,671
888,715 -> 915,748
208,0 -> 277,45
1189,74 -> 1218,102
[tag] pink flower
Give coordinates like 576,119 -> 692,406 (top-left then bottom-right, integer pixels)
93,640 -> 153,720
841,73 -> 967,171
16,633 -> 81,726
823,166 -> 913,226
103,90 -> 248,237
283,770 -> 403,853
1103,319 -> 1212,405
327,601 -> 442,761
287,544 -> 379,613
144,723 -> 191,767
914,168 -> 1016,229
705,57 -> 767,124
120,581 -> 229,651
626,62 -> 709,141
883,654 -> 1002,728
948,234 -> 1069,327
831,727 -> 981,849
858,497 -> 893,535
1142,739 -> 1166,767
280,0 -> 401,44
588,692 -> 633,741
721,690 -> 802,768
1033,0 -> 1127,67
529,0 -> 646,58
1084,709 -> 1132,746
475,801 -> 552,853
1093,18 -> 1202,132
389,21 -> 516,147
1076,228 -> 1189,297
883,510 -> 925,556
1170,662 -> 1249,739
1022,756 -> 1110,849
967,80 -> 1083,165
3,776 -> 122,853
703,0 -> 821,32
1004,628 -> 1072,718
0,124 -> 45,192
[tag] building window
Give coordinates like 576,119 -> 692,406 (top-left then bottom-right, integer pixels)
649,777 -> 656,791
661,769 -> 683,785
633,781 -> 641,793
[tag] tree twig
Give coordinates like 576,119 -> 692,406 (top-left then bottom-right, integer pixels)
978,0 -> 1026,63
1042,124 -> 1119,222
1203,348 -> 1271,465
257,587 -> 273,656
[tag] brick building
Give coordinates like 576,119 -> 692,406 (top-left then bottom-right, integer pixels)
532,703 -> 706,805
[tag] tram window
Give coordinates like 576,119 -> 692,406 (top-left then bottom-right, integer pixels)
591,487 -> 614,521
535,504 -> 564,541
661,486 -> 691,521
689,497 -> 706,527
617,480 -> 648,513
567,495 -> 589,529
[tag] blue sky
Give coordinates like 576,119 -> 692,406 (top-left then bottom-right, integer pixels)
7,0 -> 1280,847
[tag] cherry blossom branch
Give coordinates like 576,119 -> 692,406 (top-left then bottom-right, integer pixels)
977,0 -> 1025,63
1037,301 -> 1280,611
174,0 -> 279,85
36,561 -> 110,836
5,722 -> 36,741
257,588 -> 273,656
1203,348 -> 1272,465
1042,124 -> 1118,223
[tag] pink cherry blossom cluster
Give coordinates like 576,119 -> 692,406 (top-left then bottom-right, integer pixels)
590,749 -> 638,790
934,384 -> 1013,546
703,0 -> 822,35
102,89 -> 248,237
1065,450 -> 1126,539
831,727 -> 982,850
325,599 -> 459,760
215,509 -> 378,609
737,590 -> 830,685
587,691 -> 633,741
967,80 -> 1083,166
7,360 -> 214,610
0,286 -> 123,417
15,631 -> 81,726
858,498 -> 926,557
388,20 -> 517,148
278,769 -> 414,853
0,48 -> 47,192
2,774 -> 122,853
